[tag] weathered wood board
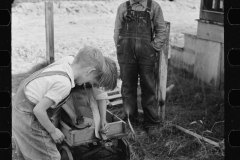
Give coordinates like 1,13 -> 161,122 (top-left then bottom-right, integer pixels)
60,110 -> 127,147
157,21 -> 170,121
194,38 -> 222,87
45,2 -> 55,64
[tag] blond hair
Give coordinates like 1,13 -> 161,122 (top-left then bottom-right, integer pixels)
72,46 -> 105,76
73,46 -> 117,90
96,57 -> 118,91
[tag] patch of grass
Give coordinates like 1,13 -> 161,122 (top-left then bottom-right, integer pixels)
109,65 -> 224,160
166,66 -> 224,140
12,62 -> 224,160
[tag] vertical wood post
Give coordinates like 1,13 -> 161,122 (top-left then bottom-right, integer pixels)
157,21 -> 170,121
45,2 -> 54,64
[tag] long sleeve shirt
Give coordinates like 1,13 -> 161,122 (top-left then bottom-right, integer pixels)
114,0 -> 167,51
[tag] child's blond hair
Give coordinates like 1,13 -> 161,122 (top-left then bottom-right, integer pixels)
73,46 -> 117,90
97,57 -> 118,91
73,46 -> 105,76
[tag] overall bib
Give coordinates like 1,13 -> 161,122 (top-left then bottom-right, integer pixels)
12,65 -> 71,160
117,0 -> 160,127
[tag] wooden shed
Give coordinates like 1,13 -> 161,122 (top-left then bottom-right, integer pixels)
170,0 -> 224,89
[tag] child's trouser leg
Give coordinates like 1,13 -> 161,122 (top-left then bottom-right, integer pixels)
14,137 -> 25,160
12,106 -> 61,160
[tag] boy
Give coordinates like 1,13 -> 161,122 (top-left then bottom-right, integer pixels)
61,57 -> 118,139
114,0 -> 167,135
12,46 -> 117,160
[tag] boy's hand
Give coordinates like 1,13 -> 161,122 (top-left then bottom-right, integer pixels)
50,128 -> 65,144
100,120 -> 110,134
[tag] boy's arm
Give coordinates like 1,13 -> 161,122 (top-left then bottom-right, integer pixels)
98,99 -> 110,133
98,99 -> 107,123
33,97 -> 64,143
92,87 -> 110,133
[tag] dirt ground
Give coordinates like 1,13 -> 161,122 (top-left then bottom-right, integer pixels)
12,0 -> 200,74
12,0 -> 219,159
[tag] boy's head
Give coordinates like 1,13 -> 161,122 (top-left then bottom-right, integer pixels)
72,46 -> 106,85
71,46 -> 117,91
96,57 -> 118,91
73,46 -> 104,73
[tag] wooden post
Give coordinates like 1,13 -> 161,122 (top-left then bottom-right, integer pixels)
45,2 -> 54,64
157,22 -> 170,121
173,125 -> 222,148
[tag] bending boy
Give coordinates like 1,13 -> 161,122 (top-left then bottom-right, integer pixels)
12,46 -> 117,160
61,57 -> 118,138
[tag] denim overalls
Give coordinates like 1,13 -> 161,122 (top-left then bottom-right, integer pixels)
12,65 -> 71,160
117,0 -> 160,127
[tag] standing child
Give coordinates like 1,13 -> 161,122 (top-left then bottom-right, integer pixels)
114,0 -> 167,135
12,46 -> 117,160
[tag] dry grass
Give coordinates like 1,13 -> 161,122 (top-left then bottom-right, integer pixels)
109,65 -> 224,160
12,62 -> 224,160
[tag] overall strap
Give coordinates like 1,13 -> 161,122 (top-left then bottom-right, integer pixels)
146,0 -> 152,13
25,71 -> 71,87
23,64 -> 72,108
24,62 -> 72,87
126,0 -> 131,11
23,70 -> 72,105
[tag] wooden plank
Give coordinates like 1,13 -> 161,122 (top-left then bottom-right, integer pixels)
106,121 -> 124,136
157,21 -> 170,121
194,38 -> 222,86
45,2 -> 54,64
107,94 -> 122,100
197,20 -> 224,43
184,33 -> 197,52
60,120 -> 74,146
110,100 -> 123,106
108,84 -> 174,107
106,88 -> 121,94
60,110 -> 127,147
174,125 -> 222,148
200,10 -> 223,23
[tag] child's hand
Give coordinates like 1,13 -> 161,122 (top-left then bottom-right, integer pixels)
50,128 -> 65,144
100,120 -> 110,134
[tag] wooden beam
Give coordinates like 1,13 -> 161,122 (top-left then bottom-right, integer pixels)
173,124 -> 222,148
200,10 -> 223,23
45,2 -> 54,64
157,21 -> 170,121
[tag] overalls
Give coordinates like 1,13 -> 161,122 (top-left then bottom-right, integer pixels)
12,65 -> 71,160
117,0 -> 160,127
61,85 -> 103,139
